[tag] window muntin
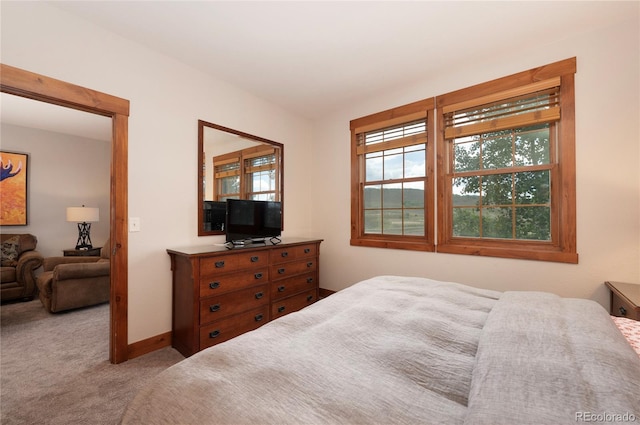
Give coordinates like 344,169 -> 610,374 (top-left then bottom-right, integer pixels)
214,160 -> 240,200
245,153 -> 277,201
361,122 -> 427,237
451,124 -> 553,241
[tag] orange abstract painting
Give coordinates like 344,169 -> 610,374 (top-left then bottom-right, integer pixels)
0,151 -> 28,226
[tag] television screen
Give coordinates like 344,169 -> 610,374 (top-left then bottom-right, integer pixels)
225,199 -> 282,244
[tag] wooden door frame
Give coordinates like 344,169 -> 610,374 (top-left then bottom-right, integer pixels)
1,64 -> 129,364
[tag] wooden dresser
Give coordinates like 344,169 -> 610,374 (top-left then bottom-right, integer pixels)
168,238 -> 322,357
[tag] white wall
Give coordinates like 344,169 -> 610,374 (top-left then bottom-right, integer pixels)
0,123 -> 110,257
311,15 -> 640,307
1,2 -> 315,343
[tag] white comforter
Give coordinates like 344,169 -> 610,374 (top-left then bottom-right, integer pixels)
120,276 -> 640,425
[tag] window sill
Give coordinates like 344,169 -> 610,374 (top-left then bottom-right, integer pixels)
437,242 -> 578,264
350,237 -> 435,252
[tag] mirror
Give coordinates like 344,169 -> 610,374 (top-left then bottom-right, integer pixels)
198,120 -> 284,236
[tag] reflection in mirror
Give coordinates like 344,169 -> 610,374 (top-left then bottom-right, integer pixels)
198,120 -> 283,236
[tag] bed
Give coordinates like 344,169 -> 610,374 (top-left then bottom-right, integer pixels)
120,275 -> 640,425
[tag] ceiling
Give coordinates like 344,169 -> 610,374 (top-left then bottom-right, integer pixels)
1,1 -> 636,140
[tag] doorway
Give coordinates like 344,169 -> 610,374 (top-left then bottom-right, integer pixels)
1,63 -> 129,364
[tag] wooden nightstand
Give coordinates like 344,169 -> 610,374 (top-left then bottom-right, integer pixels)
63,247 -> 102,257
605,281 -> 640,321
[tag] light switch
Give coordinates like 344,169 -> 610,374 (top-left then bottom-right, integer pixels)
129,217 -> 141,232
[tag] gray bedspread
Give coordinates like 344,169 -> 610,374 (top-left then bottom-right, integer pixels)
120,276 -> 640,425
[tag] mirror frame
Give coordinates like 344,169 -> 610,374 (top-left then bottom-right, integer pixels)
198,119 -> 284,236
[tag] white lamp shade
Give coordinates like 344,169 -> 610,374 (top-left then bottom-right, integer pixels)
66,207 -> 99,223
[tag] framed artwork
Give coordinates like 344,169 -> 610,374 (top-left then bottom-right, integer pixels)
0,151 -> 29,226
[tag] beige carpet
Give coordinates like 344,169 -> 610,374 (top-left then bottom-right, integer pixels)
1,299 -> 184,425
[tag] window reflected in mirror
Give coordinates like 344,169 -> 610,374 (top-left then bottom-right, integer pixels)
198,120 -> 283,236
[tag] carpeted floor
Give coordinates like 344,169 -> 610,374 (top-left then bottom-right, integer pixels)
1,299 -> 184,425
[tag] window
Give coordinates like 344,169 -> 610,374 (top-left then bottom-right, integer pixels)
350,98 -> 435,251
244,148 -> 278,201
437,58 -> 577,263
350,58 -> 577,263
213,145 -> 279,201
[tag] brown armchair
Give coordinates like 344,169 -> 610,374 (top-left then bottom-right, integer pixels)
1,233 -> 44,303
36,239 -> 110,313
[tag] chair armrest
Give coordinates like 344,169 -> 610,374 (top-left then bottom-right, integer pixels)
43,256 -> 100,272
53,261 -> 110,281
15,250 -> 44,283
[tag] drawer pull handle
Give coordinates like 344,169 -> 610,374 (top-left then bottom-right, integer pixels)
215,261 -> 225,268
281,252 -> 288,257
307,262 -> 313,268
619,306 -> 627,316
307,277 -> 314,284
307,295 -> 314,302
209,304 -> 221,312
250,256 -> 259,262
209,281 -> 220,289
278,285 -> 285,292
278,306 -> 285,313
278,268 -> 285,274
254,273 -> 263,279
255,292 -> 264,299
209,330 -> 220,339
255,314 -> 264,322
304,248 -> 310,253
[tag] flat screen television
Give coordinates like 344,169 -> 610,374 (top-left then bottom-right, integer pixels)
225,199 -> 282,245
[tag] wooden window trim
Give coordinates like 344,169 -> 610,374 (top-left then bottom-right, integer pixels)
436,58 -> 577,263
350,99 -> 435,251
349,58 -> 577,263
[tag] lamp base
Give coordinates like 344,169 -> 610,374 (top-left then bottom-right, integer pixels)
75,222 -> 93,250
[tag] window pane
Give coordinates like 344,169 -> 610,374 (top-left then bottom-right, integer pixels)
482,207 -> 513,238
453,208 -> 480,237
382,183 -> 402,208
482,131 -> 512,169
516,206 -> 551,240
481,173 -> 512,206
403,181 -> 424,208
383,154 -> 403,180
364,185 -> 381,208
249,170 -> 274,193
453,177 -> 480,204
250,193 -> 275,201
383,210 -> 402,235
515,125 -> 550,166
365,154 -> 382,182
221,176 -> 239,194
454,137 -> 480,172
364,210 -> 382,234
515,170 -> 550,204
404,148 -> 426,178
404,209 -> 424,235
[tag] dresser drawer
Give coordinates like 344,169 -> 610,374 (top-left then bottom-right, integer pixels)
271,289 -> 317,320
200,251 -> 268,277
200,284 -> 268,324
200,268 -> 268,297
270,272 -> 317,301
270,244 -> 317,265
271,259 -> 317,280
611,292 -> 640,321
200,305 -> 269,350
